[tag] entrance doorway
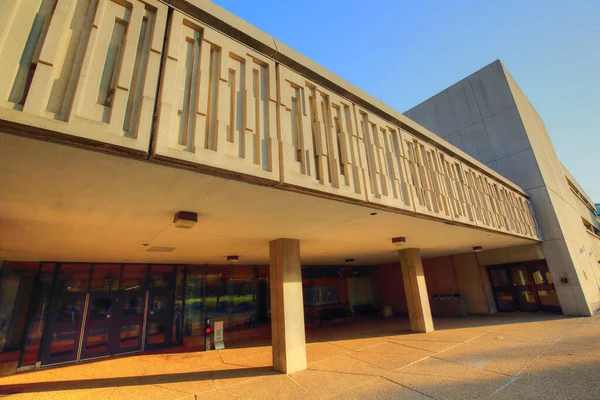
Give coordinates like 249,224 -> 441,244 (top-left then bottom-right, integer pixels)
488,261 -> 561,312
41,264 -> 176,366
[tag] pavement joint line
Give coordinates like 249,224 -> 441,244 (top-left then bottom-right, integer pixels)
379,375 -> 439,400
106,386 -> 119,399
307,365 -> 381,378
344,350 -> 406,373
385,340 -> 440,353
286,373 -> 312,394
488,376 -> 519,398
486,318 -> 584,398
394,328 -> 493,371
428,355 -> 513,377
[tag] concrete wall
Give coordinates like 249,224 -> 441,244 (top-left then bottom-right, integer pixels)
422,253 -> 494,315
0,0 -> 539,241
405,60 -> 600,316
377,263 -> 408,315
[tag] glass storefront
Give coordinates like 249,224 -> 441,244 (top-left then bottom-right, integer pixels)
0,262 -> 378,371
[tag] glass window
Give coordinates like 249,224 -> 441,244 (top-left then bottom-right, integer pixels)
206,266 -> 232,332
58,264 -> 91,292
232,267 -> 257,330
84,328 -> 109,355
119,324 -> 140,349
149,296 -> 169,315
90,298 -> 112,320
122,296 -> 143,317
149,265 -> 174,288
20,264 -> 55,366
57,299 -> 83,322
172,266 -> 185,345
511,268 -> 530,286
146,323 -> 167,345
90,265 -> 121,292
122,265 -> 147,291
0,263 -> 40,356
489,269 -> 511,288
184,266 -> 205,339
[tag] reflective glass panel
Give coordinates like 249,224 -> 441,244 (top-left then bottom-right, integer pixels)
90,298 -> 112,320
120,324 -> 140,349
149,296 -> 169,315
58,264 -> 91,292
90,265 -> 120,291
84,328 -> 109,354
57,299 -> 83,322
122,296 -> 143,317
146,323 -> 167,345
184,266 -> 205,337
149,266 -> 173,288
50,331 -> 77,358
122,265 -> 147,291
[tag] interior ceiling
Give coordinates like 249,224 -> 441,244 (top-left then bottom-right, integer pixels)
0,133 -> 536,265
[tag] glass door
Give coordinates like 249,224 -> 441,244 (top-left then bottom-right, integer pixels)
41,292 -> 86,365
530,262 -> 561,312
80,292 -> 116,360
145,266 -> 175,350
116,265 -> 147,354
488,268 -> 518,311
510,267 -> 541,312
41,264 -> 90,365
80,264 -> 121,360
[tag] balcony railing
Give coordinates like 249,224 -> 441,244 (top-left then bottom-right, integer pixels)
0,0 -> 540,240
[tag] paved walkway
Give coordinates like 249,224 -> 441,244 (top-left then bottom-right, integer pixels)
1,313 -> 600,399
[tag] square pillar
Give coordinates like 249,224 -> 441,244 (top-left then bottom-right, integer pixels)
269,238 -> 307,374
399,248 -> 434,333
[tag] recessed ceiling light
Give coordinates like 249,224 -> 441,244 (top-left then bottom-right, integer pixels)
392,237 -> 407,246
147,246 -> 176,252
345,259 -> 355,264
227,255 -> 239,263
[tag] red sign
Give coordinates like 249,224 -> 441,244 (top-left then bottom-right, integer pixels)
216,321 -> 223,329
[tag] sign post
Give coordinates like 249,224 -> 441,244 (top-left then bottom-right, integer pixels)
214,320 -> 225,350
204,317 -> 211,351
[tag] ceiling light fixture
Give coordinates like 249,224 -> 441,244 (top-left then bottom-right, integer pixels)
173,211 -> 198,229
370,212 -> 378,216
473,246 -> 484,253
345,258 -> 355,264
227,255 -> 239,263
391,237 -> 407,246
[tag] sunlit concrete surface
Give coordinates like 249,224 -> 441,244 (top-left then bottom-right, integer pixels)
1,313 -> 600,399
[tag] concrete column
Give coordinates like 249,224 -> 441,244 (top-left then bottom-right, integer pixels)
399,248 -> 434,333
269,238 -> 307,374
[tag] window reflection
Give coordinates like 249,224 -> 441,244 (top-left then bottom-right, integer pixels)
122,297 -> 143,317
120,324 -> 140,349
122,265 -> 147,291
85,328 -> 109,353
57,300 -> 83,322
90,298 -> 112,320
184,266 -> 205,338
149,296 -> 168,315
58,265 -> 90,292
90,265 -> 120,291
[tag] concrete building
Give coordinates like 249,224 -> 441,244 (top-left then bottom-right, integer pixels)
406,60 -> 600,317
0,0 -> 586,378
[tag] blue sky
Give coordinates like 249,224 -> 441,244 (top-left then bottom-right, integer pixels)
213,0 -> 600,201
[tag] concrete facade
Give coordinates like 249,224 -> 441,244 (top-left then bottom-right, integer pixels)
0,0 -> 578,380
406,60 -> 600,316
